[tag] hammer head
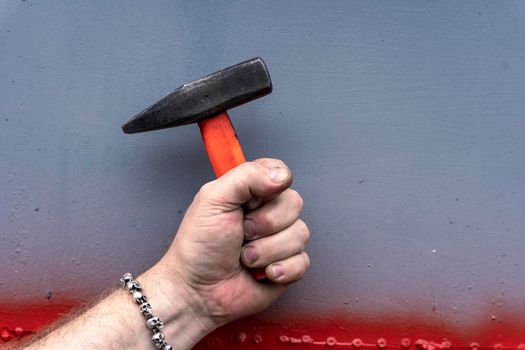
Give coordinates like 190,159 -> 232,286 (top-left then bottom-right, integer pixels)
122,57 -> 272,134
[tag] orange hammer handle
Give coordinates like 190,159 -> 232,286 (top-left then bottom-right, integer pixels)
198,112 -> 246,177
198,112 -> 267,280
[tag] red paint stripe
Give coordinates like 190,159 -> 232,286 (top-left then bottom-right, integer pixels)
2,304 -> 525,348
195,311 -> 525,350
0,301 -> 78,342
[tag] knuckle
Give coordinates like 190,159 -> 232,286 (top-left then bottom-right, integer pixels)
283,254 -> 310,282
258,211 -> 275,231
296,268 -> 306,280
197,181 -> 214,198
289,190 -> 304,211
302,252 -> 311,268
239,161 -> 263,177
291,261 -> 306,281
296,219 -> 310,243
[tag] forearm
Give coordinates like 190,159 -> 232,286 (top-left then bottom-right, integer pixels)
16,159 -> 308,349
22,265 -> 215,350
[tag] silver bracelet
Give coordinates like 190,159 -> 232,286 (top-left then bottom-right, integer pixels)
120,273 -> 173,350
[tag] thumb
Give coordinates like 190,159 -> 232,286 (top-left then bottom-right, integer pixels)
200,160 -> 292,211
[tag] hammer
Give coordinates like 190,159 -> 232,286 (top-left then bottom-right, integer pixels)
122,57 -> 272,280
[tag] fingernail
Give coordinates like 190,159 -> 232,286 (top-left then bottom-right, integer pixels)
244,219 -> 256,238
269,167 -> 289,183
246,197 -> 263,210
243,246 -> 258,265
272,265 -> 284,278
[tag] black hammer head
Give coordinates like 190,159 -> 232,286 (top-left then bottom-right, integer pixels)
122,57 -> 272,134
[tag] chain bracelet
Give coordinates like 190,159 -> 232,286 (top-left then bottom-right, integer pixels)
120,273 -> 173,350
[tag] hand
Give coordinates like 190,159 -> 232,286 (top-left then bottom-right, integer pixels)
155,158 -> 310,330
22,159 -> 309,350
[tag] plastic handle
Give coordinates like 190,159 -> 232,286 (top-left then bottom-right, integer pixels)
198,112 -> 267,280
198,112 -> 246,177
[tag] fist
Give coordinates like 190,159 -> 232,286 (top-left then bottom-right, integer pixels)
157,158 -> 310,328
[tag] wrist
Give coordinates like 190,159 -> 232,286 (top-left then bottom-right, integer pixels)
137,263 -> 216,349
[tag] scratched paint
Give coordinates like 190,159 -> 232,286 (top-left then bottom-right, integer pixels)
1,0 -> 525,345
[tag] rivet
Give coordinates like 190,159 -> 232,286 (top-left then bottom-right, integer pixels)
0,328 -> 11,340
302,335 -> 314,344
377,338 -> 387,348
14,326 -> 24,336
279,335 -> 290,344
352,338 -> 363,348
327,336 -> 338,347
415,339 -> 428,350
253,334 -> 262,344
470,343 -> 480,350
290,337 -> 302,344
441,340 -> 452,349
236,332 -> 247,344
494,344 -> 503,350
401,338 -> 411,349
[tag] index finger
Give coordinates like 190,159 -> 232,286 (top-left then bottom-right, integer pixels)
201,160 -> 292,212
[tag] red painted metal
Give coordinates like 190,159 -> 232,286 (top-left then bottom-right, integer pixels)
0,301 -> 77,343
2,304 -> 525,348
193,311 -> 525,350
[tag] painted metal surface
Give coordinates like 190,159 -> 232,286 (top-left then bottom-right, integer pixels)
1,0 -> 525,347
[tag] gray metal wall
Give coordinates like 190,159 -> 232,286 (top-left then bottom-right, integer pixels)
1,0 -> 524,335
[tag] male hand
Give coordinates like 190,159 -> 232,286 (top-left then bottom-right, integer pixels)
155,158 -> 310,329
22,158 -> 308,350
